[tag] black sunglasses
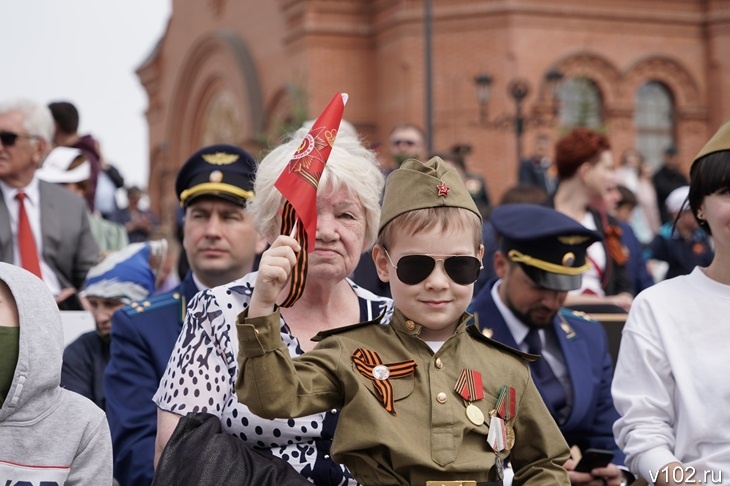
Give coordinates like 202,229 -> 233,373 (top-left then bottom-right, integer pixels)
390,139 -> 417,148
0,131 -> 37,147
384,249 -> 482,286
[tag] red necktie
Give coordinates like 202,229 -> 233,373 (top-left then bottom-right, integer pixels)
15,192 -> 43,279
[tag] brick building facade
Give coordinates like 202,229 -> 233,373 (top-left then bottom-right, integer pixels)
138,0 -> 730,227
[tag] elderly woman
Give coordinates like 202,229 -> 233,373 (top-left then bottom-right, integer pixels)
153,124 -> 393,484
551,127 -> 634,311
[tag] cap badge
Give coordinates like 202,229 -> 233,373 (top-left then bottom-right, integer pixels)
437,181 -> 450,197
202,152 -> 239,165
562,252 -> 576,267
558,235 -> 590,245
209,170 -> 223,183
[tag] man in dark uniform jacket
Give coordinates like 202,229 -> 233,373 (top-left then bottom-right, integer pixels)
470,204 -> 634,486
103,145 -> 266,486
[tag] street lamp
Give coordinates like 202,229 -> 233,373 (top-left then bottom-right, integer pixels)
474,69 -> 564,162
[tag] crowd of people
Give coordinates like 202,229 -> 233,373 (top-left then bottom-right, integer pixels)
0,95 -> 728,486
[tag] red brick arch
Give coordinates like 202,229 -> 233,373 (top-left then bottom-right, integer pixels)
552,51 -> 622,107
165,30 -> 264,173
622,55 -> 702,111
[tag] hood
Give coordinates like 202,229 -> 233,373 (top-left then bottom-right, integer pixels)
0,263 -> 63,422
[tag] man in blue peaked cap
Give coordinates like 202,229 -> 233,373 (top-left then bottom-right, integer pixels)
103,144 -> 266,486
470,203 -> 634,486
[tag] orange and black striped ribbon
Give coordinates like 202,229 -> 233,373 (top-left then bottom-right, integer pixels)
279,201 -> 308,308
454,368 -> 485,402
351,347 -> 417,414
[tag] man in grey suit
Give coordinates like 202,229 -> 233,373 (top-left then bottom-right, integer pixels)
0,99 -> 99,308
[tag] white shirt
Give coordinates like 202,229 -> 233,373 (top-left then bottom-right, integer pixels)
0,176 -> 61,295
613,267 -> 730,479
491,280 -> 573,417
571,212 -> 606,297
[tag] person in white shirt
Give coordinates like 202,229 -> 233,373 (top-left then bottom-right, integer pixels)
612,120 -> 730,484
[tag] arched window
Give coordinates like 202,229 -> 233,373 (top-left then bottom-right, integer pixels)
558,77 -> 603,129
635,81 -> 674,170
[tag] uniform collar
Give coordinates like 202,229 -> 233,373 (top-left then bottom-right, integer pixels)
390,307 -> 473,337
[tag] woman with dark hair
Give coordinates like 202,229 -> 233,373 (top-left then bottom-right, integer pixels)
612,120 -> 730,483
551,127 -> 633,311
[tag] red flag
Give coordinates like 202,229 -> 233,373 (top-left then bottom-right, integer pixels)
274,92 -> 348,306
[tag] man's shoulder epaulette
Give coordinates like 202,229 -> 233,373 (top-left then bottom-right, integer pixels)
559,308 -> 598,323
466,325 -> 538,362
121,291 -> 183,317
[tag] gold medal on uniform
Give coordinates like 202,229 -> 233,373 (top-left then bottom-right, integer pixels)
454,369 -> 485,426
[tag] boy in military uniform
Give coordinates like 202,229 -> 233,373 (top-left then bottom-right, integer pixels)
236,157 -> 570,485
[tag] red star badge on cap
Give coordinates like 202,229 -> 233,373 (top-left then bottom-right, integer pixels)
437,181 -> 450,197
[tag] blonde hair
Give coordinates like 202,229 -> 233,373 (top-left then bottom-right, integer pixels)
249,122 -> 384,249
377,207 -> 482,251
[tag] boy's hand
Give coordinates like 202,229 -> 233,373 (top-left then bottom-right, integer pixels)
248,235 -> 300,318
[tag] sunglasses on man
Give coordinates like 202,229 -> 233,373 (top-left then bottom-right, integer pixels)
0,131 -> 38,147
390,139 -> 418,148
384,249 -> 482,286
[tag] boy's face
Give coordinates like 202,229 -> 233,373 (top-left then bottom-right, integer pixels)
0,280 -> 19,328
86,296 -> 124,336
373,225 -> 483,341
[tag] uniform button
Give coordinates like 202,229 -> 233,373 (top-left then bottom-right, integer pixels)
324,454 -> 330,460
435,358 -> 443,369
330,409 -> 338,414
436,392 -> 447,403
405,320 -> 416,331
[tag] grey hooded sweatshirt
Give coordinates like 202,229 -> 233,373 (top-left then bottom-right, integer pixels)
0,263 -> 113,485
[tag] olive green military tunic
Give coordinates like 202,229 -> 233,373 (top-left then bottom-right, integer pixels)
236,308 -> 570,485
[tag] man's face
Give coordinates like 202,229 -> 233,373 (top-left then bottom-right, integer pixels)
183,197 -> 265,288
389,127 -> 425,166
664,152 -> 680,170
495,253 -> 567,328
0,111 -> 46,188
0,280 -> 19,328
86,296 -> 124,336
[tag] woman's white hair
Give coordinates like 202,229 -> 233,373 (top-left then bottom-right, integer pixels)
250,120 -> 384,250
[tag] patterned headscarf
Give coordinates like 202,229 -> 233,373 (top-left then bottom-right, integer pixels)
81,241 -> 166,304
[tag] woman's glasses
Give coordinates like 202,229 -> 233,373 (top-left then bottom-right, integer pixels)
0,131 -> 38,147
384,249 -> 482,286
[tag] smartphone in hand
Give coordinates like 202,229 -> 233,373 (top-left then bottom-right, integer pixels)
574,448 -> 614,473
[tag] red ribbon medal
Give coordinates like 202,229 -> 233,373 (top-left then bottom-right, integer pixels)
455,369 -> 485,425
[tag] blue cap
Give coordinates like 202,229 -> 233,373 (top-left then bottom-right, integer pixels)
81,242 -> 159,304
175,144 -> 257,208
490,204 -> 601,291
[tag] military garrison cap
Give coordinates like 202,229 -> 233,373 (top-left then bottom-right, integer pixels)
693,119 -> 730,165
176,144 -> 257,207
379,156 -> 481,233
491,204 -> 600,292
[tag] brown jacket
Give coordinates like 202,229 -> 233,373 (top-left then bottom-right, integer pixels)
236,308 -> 570,486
